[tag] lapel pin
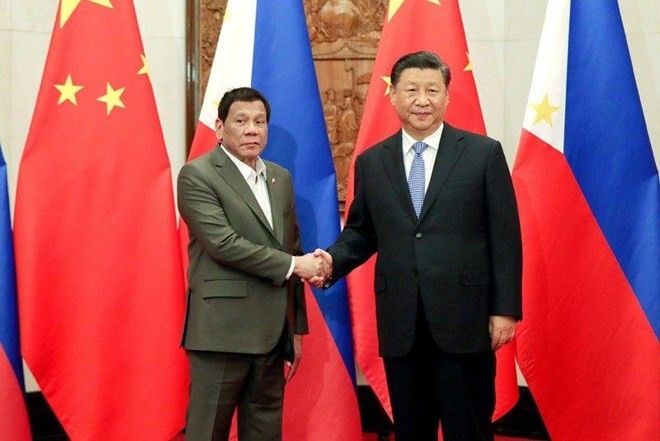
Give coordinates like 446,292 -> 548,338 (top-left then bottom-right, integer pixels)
271,177 -> 276,186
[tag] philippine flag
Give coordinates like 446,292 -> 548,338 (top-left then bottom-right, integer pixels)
183,1 -> 362,439
512,1 -> 660,440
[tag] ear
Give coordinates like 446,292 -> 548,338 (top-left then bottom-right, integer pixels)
389,85 -> 396,106
214,119 -> 223,142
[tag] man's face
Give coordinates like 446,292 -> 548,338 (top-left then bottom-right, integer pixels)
390,67 -> 449,139
215,100 -> 268,167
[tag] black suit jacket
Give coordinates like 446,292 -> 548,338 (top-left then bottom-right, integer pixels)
328,124 -> 522,357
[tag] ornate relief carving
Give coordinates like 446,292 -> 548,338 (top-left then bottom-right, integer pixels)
307,0 -> 386,58
199,0 -> 227,100
189,0 -> 387,202
308,0 -> 386,200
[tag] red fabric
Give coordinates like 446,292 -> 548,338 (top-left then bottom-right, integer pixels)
0,349 -> 31,441
346,0 -> 519,424
282,285 -> 362,440
14,2 -> 188,439
513,131 -> 660,440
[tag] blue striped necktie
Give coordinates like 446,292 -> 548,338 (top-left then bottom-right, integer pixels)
408,141 -> 428,217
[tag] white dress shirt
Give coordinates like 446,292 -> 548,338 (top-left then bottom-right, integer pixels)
402,123 -> 445,193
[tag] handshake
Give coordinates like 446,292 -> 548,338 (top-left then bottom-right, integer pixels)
293,249 -> 333,288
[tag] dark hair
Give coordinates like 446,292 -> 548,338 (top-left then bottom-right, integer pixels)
217,87 -> 271,122
390,51 -> 451,89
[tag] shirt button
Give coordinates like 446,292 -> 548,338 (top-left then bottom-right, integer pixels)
415,232 -> 422,239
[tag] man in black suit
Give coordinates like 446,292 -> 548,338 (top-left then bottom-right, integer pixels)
314,51 -> 522,441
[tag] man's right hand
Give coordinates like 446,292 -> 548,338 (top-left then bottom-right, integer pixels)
306,249 -> 333,288
293,253 -> 324,280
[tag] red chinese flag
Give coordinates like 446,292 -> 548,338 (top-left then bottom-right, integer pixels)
13,1 -> 188,439
346,0 -> 519,424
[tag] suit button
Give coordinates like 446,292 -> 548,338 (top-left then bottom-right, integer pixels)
412,269 -> 418,276
415,232 -> 422,239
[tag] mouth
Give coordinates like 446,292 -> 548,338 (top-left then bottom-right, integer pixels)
413,112 -> 431,119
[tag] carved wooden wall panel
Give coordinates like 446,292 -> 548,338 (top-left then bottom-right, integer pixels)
187,0 -> 387,201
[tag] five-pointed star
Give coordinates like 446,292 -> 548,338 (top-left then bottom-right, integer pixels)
531,94 -> 561,126
97,83 -> 126,115
138,54 -> 149,75
464,52 -> 473,72
54,74 -> 84,105
389,0 -> 440,21
60,0 -> 113,28
381,76 -> 393,96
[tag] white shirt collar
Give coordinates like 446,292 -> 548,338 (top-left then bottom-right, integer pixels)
220,144 -> 268,183
402,123 -> 444,154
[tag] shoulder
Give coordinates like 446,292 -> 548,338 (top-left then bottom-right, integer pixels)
183,149 -> 215,169
445,124 -> 499,146
178,150 -> 218,182
356,131 -> 401,161
264,160 -> 293,181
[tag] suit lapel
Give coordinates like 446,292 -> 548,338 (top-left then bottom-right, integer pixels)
211,147 -> 279,242
380,132 -> 419,222
265,167 -> 284,246
419,124 -> 465,220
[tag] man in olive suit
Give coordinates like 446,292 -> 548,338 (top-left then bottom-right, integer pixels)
178,87 -> 323,441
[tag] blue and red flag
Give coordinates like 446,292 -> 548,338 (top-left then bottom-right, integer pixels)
0,145 -> 31,440
183,1 -> 361,439
513,1 -> 659,439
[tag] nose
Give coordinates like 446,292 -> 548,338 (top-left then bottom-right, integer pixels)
415,92 -> 431,105
244,121 -> 259,134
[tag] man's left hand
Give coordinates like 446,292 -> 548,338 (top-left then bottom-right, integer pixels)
489,315 -> 517,351
285,334 -> 303,383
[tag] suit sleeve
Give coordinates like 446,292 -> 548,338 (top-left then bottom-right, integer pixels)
177,162 -> 292,286
485,141 -> 523,319
285,172 -> 309,334
327,154 -> 378,281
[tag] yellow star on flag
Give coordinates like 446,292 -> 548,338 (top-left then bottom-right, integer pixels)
138,54 -> 149,75
381,76 -> 393,96
54,74 -> 84,105
97,83 -> 126,115
388,0 -> 405,21
60,0 -> 113,28
531,94 -> 561,127
464,52 -> 473,71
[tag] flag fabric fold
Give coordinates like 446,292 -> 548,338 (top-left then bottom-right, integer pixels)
513,1 -> 660,439
182,1 -> 361,439
346,0 -> 519,423
13,1 -> 188,439
0,145 -> 31,441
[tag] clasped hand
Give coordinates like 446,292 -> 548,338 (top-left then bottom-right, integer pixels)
293,249 -> 333,287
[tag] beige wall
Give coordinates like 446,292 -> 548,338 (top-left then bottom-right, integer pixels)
1,1 -> 658,392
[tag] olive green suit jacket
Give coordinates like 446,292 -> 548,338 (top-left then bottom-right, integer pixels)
177,146 -> 308,356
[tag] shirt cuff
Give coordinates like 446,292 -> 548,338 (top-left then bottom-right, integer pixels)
285,256 -> 295,280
